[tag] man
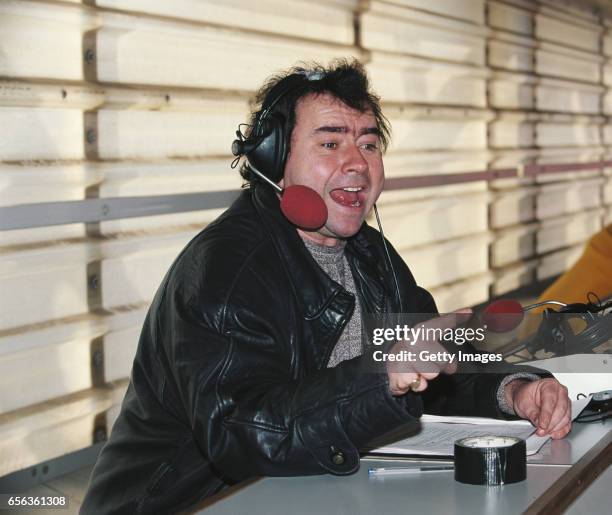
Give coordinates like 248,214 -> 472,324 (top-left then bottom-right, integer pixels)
81,60 -> 571,514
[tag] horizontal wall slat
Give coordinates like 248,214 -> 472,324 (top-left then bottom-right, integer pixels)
92,0 -> 357,45
488,1 -> 534,35
367,53 -> 487,107
361,1 -> 486,65
0,107 -> 84,161
535,13 -> 601,53
430,273 -> 493,312
398,233 -> 491,289
382,0 -> 486,24
92,21 -> 359,89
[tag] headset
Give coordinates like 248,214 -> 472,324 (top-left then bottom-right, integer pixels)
499,296 -> 612,360
231,72 -> 315,183
230,70 -> 403,313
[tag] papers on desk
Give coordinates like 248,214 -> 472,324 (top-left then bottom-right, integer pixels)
367,397 -> 591,458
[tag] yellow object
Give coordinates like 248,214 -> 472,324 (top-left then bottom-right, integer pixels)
518,224 -> 611,340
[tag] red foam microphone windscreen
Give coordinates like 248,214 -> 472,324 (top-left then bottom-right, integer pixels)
482,299 -> 525,333
280,185 -> 328,230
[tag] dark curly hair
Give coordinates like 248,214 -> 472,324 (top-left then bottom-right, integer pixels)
237,58 -> 391,186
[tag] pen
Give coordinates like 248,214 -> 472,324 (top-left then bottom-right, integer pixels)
368,466 -> 454,477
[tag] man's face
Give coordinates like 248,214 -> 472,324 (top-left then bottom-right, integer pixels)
280,93 -> 385,246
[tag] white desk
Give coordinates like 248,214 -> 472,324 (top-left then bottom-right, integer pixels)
195,420 -> 610,515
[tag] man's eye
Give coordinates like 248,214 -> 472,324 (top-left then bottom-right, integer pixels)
361,143 -> 379,151
322,142 -> 337,149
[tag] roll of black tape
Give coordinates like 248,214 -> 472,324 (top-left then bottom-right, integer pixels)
454,435 -> 526,485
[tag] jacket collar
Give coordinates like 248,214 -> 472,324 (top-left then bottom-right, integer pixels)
250,184 -> 391,318
251,184 -> 341,319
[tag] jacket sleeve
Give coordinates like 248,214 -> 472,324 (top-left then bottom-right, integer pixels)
156,290 -> 422,482
410,286 -> 551,419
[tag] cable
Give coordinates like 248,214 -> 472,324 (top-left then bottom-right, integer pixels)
373,204 -> 403,313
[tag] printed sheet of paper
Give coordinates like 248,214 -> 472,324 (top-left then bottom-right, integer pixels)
367,397 -> 591,457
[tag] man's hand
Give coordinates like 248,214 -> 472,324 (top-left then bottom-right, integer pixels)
388,370 -> 441,395
387,309 -> 471,396
505,378 -> 571,439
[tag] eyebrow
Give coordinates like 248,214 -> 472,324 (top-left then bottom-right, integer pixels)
313,125 -> 381,137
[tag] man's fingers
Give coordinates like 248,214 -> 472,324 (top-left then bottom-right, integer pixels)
443,360 -> 458,375
551,422 -> 572,440
549,414 -> 571,435
411,377 -> 428,393
512,379 -> 572,437
546,391 -> 570,433
546,386 -> 570,434
389,308 -> 471,378
424,308 -> 473,332
420,372 -> 440,381
527,410 -> 540,427
388,372 -> 428,395
449,307 -> 473,327
388,372 -> 414,395
537,387 -> 558,432
388,371 -> 437,395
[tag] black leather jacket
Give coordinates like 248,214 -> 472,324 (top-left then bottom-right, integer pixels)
81,185 -> 511,514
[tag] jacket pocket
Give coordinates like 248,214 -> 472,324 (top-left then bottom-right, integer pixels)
137,439 -> 221,514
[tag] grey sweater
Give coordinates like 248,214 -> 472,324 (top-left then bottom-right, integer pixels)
302,238 -> 362,368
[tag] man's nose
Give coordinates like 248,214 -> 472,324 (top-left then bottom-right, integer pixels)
342,144 -> 368,174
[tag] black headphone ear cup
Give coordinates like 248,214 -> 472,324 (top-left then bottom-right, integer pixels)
244,112 -> 287,183
232,73 -> 307,183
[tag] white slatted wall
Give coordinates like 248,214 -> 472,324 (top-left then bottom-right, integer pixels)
488,0 -> 608,296
0,0 -> 610,476
364,0 -> 492,309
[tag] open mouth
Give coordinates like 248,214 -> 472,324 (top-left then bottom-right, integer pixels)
329,186 -> 365,208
